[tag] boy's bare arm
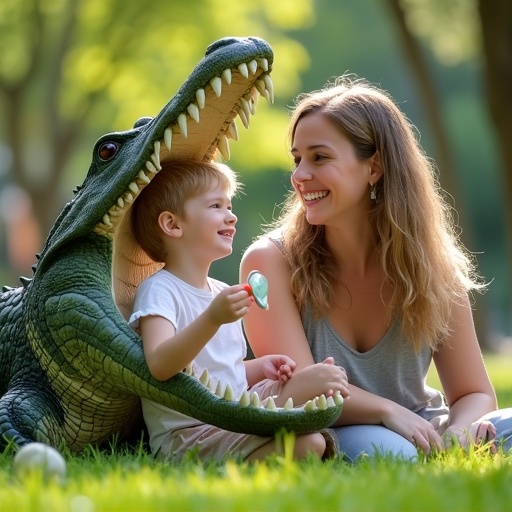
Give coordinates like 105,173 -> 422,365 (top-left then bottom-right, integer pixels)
141,286 -> 251,381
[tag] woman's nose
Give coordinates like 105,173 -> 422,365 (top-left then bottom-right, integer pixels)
292,164 -> 312,184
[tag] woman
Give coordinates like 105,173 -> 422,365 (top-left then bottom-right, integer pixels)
240,75 -> 512,461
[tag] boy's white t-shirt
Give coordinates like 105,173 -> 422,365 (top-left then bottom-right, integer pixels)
129,269 -> 248,455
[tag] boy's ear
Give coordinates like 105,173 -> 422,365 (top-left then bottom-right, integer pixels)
369,151 -> 383,183
158,211 -> 182,238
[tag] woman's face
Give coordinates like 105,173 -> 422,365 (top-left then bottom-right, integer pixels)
290,111 -> 371,227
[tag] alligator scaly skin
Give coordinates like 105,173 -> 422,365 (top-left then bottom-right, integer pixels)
0,37 -> 342,453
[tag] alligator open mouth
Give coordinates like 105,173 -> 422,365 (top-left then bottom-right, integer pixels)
92,52 -> 274,322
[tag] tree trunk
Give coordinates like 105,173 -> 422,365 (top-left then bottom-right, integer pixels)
385,0 -> 490,348
478,0 -> 512,295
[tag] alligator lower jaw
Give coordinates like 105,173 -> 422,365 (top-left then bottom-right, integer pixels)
174,365 -> 344,436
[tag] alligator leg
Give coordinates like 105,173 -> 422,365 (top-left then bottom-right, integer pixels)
0,382 -> 63,449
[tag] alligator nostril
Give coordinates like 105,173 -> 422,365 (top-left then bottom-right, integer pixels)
205,37 -> 240,56
133,117 -> 153,129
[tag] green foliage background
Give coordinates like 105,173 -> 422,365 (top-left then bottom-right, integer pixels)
0,0 -> 509,337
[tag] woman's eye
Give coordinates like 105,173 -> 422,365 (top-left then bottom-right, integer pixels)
98,142 -> 119,161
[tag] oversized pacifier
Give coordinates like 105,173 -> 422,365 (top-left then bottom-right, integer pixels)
243,270 -> 269,309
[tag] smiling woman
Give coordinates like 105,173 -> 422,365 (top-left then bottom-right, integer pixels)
241,73 -> 512,462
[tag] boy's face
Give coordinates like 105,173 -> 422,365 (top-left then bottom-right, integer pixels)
178,182 -> 237,262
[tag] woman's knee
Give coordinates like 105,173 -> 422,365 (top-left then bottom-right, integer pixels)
332,425 -> 418,462
480,407 -> 512,452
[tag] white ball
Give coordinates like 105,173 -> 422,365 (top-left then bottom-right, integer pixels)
13,442 -> 67,482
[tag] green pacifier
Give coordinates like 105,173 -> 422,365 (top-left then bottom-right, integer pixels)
244,270 -> 269,309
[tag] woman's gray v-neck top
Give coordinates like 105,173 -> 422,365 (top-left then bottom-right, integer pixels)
302,307 -> 448,419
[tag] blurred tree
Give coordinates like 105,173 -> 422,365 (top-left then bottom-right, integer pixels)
477,0 -> 512,267
385,0 -> 489,346
388,0 -> 512,339
0,0 -> 316,282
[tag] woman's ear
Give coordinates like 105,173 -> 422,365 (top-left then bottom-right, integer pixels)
158,211 -> 182,238
369,151 -> 383,184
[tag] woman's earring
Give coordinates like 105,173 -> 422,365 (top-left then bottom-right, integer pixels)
370,183 -> 376,201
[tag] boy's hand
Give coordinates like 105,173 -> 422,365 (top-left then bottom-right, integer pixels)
208,285 -> 252,325
260,355 -> 297,383
280,358 -> 350,406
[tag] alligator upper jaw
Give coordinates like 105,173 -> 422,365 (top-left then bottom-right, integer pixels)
92,43 -> 275,320
95,56 -> 274,239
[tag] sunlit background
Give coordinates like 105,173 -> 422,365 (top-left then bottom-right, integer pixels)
0,0 -> 510,349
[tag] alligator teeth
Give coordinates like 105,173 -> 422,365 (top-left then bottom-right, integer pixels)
196,88 -> 206,109
259,58 -> 269,72
237,107 -> 249,129
146,160 -> 158,174
187,103 -> 200,123
124,192 -> 134,204
327,396 -> 335,408
248,59 -> 258,75
217,134 -> 230,161
240,390 -> 250,407
238,62 -> 249,79
284,397 -> 294,410
150,142 -> 162,170
102,214 -> 112,227
255,79 -> 269,101
117,197 -> 124,208
316,394 -> 328,410
304,399 -> 316,412
240,98 -> 252,120
164,127 -> 173,150
333,390 -> 343,406
263,74 -> 274,103
108,205 -> 122,217
250,391 -> 261,407
265,396 -> 277,410
138,170 -> 151,184
128,182 -> 139,194
222,68 -> 232,85
226,121 -> 239,141
177,113 -> 188,138
223,383 -> 234,401
215,381 -> 224,397
210,76 -> 222,98
183,365 -> 193,376
199,368 -> 209,386
248,91 -> 258,115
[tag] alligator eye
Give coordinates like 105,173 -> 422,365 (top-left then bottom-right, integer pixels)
98,142 -> 119,161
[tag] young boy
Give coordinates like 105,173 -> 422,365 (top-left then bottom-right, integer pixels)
129,160 -> 348,462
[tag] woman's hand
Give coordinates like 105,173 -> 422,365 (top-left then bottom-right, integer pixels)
442,420 -> 497,453
381,405 -> 445,455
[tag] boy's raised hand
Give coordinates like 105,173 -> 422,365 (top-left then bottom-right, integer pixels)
207,285 -> 253,325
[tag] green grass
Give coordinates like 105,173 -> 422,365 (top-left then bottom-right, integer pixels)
1,353 -> 511,512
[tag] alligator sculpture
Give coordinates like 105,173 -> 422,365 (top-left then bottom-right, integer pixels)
0,37 -> 342,453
